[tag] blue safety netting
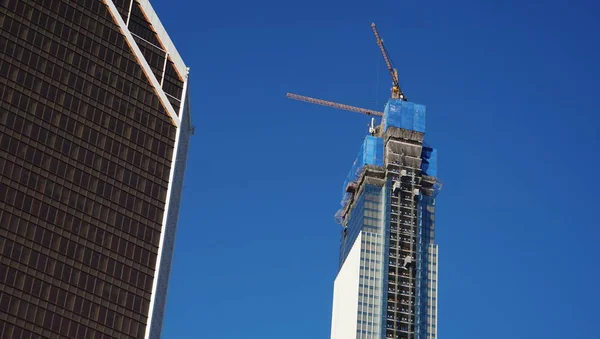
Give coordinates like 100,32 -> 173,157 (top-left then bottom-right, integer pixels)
341,136 -> 384,206
420,145 -> 438,177
383,99 -> 426,133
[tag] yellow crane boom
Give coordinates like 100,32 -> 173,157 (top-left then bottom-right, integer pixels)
286,93 -> 384,117
371,23 -> 407,101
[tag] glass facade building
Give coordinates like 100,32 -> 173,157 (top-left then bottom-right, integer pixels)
0,0 -> 191,338
331,100 -> 441,339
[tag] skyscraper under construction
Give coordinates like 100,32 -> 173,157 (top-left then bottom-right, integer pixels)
0,0 -> 191,338
330,99 -> 441,339
287,23 -> 441,339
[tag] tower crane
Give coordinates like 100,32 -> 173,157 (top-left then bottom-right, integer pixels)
287,23 -> 406,130
371,22 -> 407,101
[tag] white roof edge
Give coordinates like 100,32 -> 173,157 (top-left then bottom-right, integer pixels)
103,0 -> 181,127
138,0 -> 188,78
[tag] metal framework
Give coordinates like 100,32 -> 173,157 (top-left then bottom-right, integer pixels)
371,23 -> 407,101
286,93 -> 384,117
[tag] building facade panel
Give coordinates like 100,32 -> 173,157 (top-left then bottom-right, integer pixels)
0,0 -> 189,337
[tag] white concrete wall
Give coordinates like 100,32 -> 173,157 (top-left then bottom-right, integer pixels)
331,232 -> 362,339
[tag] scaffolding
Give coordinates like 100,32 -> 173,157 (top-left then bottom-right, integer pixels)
384,132 -> 420,339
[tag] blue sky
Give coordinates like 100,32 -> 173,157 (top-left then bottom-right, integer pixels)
152,0 -> 599,338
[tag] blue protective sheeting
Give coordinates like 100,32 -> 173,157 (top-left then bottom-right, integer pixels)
384,99 -> 426,133
341,136 -> 384,204
420,146 -> 438,177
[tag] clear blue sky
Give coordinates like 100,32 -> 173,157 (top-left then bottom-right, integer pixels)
152,0 -> 599,338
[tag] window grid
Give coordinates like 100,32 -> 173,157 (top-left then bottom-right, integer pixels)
0,0 -> 180,337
